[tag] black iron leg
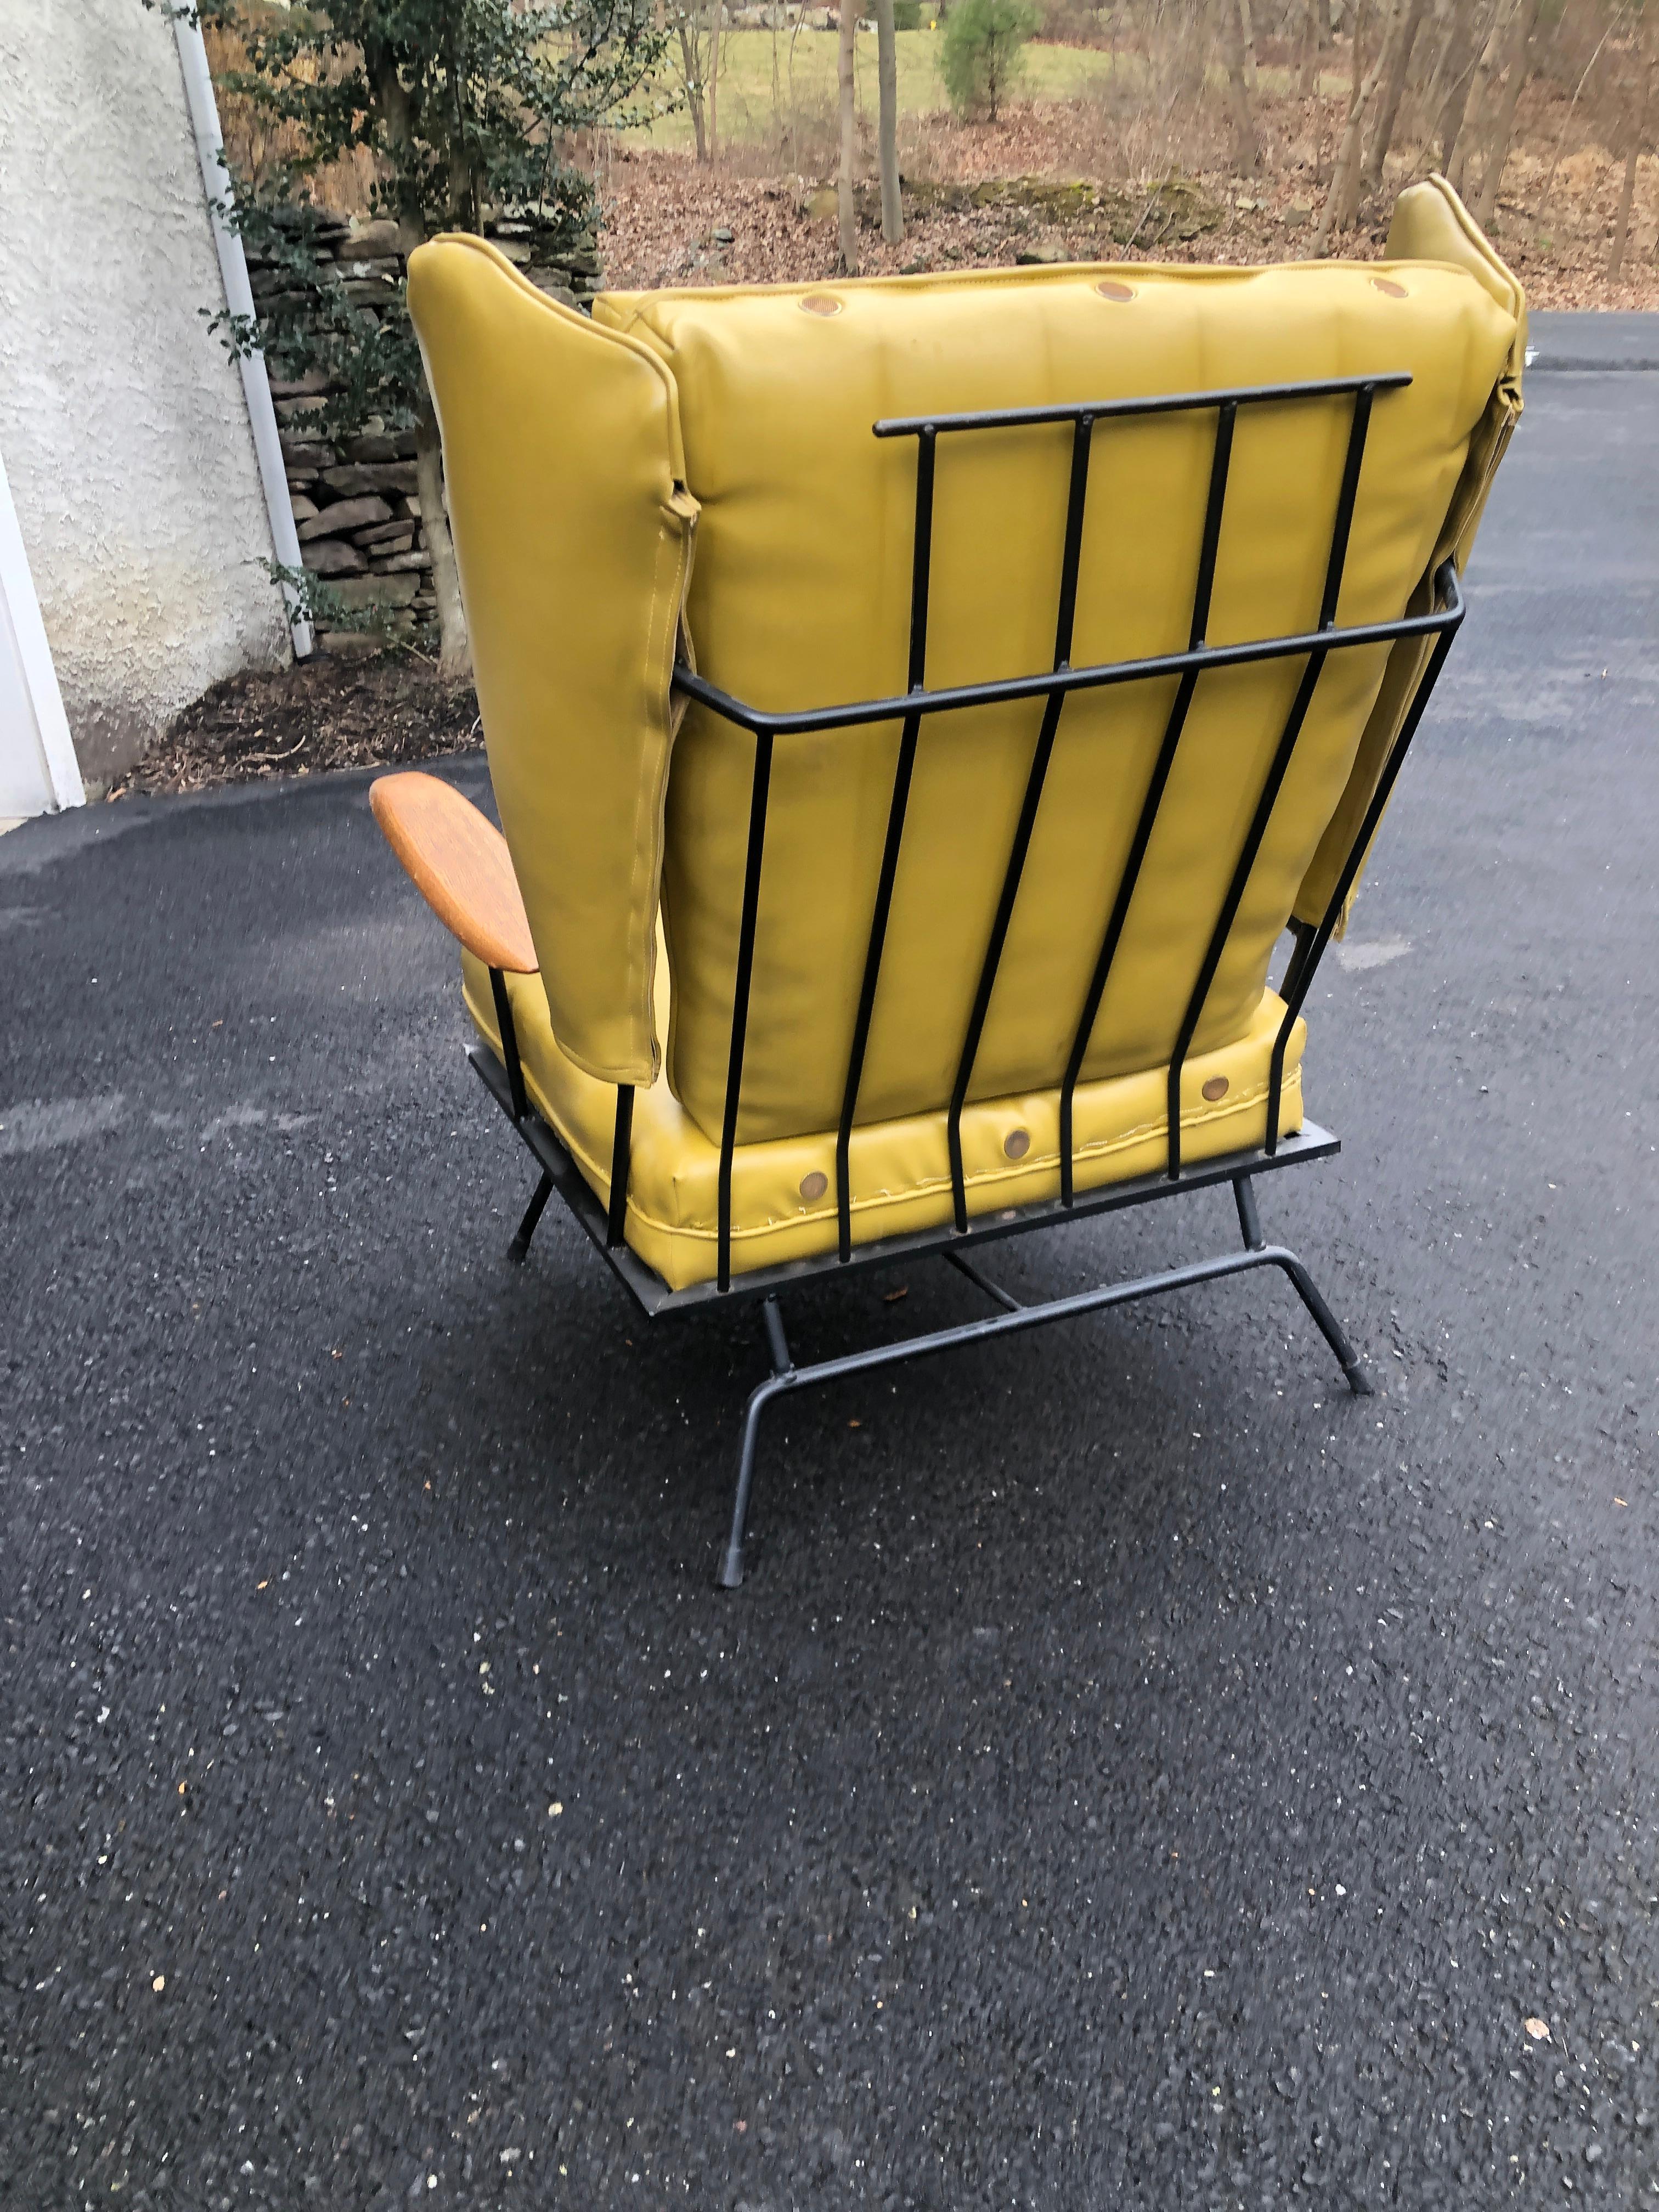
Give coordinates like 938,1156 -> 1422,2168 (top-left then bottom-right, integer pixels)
718,1296 -> 795,1589
1237,1170 -> 1370,1396
508,1170 -> 555,1263
1274,1252 -> 1373,1396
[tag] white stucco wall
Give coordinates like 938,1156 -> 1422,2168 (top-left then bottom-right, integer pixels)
0,0 -> 291,782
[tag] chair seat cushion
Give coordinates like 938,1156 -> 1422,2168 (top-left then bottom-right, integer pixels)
461,953 -> 1305,1293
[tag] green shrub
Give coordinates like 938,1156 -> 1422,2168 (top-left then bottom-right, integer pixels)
892,0 -> 923,25
939,0 -> 1040,120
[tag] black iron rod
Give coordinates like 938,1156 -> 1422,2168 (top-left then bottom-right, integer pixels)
489,967 -> 527,1123
1265,608 -> 1461,1151
606,1084 -> 635,1249
943,1246 -> 1023,1312
907,428 -> 936,691
1058,398 -> 1236,1204
872,371 -> 1409,440
1163,384 -> 1376,1180
1189,400 -> 1236,647
716,731 -> 775,1292
1318,386 -> 1373,628
946,413 -> 1096,1232
669,583 -> 1462,740
1164,646 -> 1329,1180
835,434 -> 938,1262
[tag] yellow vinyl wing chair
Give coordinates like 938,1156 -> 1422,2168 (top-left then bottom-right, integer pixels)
373,177 -> 1523,1585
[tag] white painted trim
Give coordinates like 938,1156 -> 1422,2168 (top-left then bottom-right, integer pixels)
0,447 -> 85,813
172,13 -> 314,657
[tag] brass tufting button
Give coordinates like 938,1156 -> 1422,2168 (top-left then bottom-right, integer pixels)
800,293 -> 843,317
1094,278 -> 1136,302
1201,1075 -> 1229,1102
1003,1127 -> 1031,1159
799,1169 -> 829,1201
1370,276 -> 1408,298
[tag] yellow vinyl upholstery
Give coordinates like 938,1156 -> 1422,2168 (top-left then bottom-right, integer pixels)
405,181 -> 1521,1292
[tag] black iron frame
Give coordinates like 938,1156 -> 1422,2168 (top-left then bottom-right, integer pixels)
473,371 -> 1466,1585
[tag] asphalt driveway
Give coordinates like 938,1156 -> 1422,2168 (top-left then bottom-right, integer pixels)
3,315 -> 1657,2209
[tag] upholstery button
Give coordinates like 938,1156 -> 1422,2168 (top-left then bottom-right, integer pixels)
1371,276 -> 1408,298
799,1170 -> 829,1200
1201,1075 -> 1229,1101
1094,279 -> 1136,302
800,294 -> 843,317
1003,1128 -> 1031,1159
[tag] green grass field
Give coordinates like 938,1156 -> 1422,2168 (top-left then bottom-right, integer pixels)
632,27 -> 1120,153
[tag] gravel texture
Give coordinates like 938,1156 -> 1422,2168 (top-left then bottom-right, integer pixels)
3,353 -> 1657,2209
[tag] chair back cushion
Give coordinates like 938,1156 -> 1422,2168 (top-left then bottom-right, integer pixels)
593,204 -> 1517,1143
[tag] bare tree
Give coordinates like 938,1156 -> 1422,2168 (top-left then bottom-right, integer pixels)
1238,0 -> 1261,95
1610,10 -> 1654,276
1219,0 -> 1262,168
1361,0 -> 1429,191
838,1 -> 859,272
1436,0 -> 1494,174
670,0 -> 711,160
1468,0 -> 1542,223
1448,0 -> 1511,193
876,0 -> 903,245
1315,0 -> 1394,250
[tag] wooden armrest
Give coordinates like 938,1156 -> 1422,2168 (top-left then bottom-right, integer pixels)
369,771 -> 538,974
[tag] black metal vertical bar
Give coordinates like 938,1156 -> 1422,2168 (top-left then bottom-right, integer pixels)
946,414 -> 1096,1232
1059,401 -> 1237,1205
1318,386 -> 1373,629
835,431 -> 937,1263
1265,606 -> 1459,1151
1278,916 -> 1319,1007
489,967 -> 527,1122
1164,385 -> 1375,1181
716,730 -> 775,1293
606,1084 -> 635,1249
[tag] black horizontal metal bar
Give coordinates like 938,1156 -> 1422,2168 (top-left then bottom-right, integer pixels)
872,371 -> 1410,440
670,573 -> 1464,739
471,1032 -> 1340,1322
729,1240 -> 1326,1398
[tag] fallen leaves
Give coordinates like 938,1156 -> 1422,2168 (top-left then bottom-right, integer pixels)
1525,2016 -> 1550,2041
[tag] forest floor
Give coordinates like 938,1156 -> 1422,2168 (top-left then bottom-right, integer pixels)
596,45 -> 1659,309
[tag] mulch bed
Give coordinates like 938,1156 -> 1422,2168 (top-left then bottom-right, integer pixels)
116,650 -> 480,797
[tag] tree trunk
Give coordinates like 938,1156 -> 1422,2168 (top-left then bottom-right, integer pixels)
679,21 -> 709,161
1220,0 -> 1261,170
707,0 -> 721,161
415,391 -> 470,681
1609,135 -> 1640,279
1468,0 -> 1539,225
1610,25 -> 1653,278
1436,0 -> 1491,176
837,2 -> 859,273
1297,0 -> 1321,98
1361,0 -> 1427,193
1238,0 -> 1260,96
1314,0 -> 1392,250
875,0 -> 902,244
1448,0 -> 1508,195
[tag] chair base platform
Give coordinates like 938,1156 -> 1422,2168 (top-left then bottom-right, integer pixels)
468,1042 -> 1370,1587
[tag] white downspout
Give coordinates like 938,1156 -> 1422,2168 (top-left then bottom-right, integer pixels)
0,447 -> 84,812
172,14 -> 314,658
